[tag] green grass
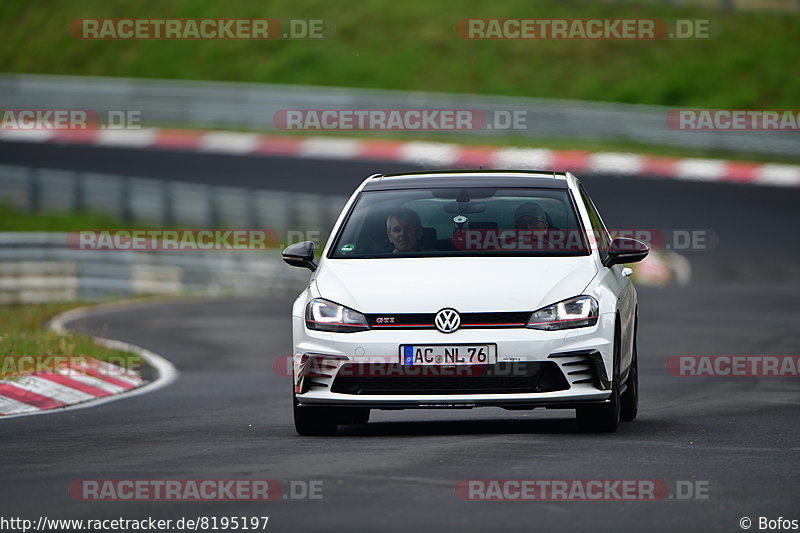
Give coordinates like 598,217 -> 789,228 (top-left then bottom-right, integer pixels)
0,302 -> 143,377
0,204 -> 166,231
1,0 -> 797,108
0,204 -> 297,253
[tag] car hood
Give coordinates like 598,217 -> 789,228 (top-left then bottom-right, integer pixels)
314,256 -> 597,313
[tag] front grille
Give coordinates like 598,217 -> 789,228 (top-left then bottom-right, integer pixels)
366,313 -> 432,328
365,311 -> 532,329
330,362 -> 569,395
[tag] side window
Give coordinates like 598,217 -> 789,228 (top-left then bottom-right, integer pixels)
578,185 -> 611,261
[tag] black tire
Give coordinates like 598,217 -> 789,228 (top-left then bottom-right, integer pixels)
293,395 -> 338,436
576,318 -> 621,433
620,352 -> 638,422
620,314 -> 639,422
337,408 -> 370,425
576,382 -> 620,433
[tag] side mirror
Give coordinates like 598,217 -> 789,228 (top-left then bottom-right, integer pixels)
604,237 -> 649,267
282,241 -> 318,272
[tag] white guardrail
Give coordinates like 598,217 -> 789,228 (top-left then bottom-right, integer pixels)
1,74 -> 798,157
0,164 -> 345,303
0,164 -> 348,232
0,232 -> 311,304
615,0 -> 800,11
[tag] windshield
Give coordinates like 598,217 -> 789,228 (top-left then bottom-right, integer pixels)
328,187 -> 589,258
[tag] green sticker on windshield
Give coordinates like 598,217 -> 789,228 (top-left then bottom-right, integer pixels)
340,243 -> 355,252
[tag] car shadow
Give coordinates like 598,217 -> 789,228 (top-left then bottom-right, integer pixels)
330,415 -> 670,437
336,416 -> 589,436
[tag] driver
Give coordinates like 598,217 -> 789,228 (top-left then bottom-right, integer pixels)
513,202 -> 552,250
514,202 -> 550,231
386,208 -> 424,252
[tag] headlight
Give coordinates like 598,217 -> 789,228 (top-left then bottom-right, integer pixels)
527,295 -> 599,330
305,298 -> 370,333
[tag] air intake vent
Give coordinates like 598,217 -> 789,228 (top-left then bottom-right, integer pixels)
330,362 -> 569,395
548,350 -> 609,390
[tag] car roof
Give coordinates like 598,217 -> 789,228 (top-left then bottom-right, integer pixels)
362,170 -> 570,191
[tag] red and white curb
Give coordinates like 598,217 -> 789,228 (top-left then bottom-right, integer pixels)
0,302 -> 177,419
632,250 -> 691,287
1,128 -> 798,188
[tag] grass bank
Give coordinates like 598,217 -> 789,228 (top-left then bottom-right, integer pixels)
1,0 -> 797,108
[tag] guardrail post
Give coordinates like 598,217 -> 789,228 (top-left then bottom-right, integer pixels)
246,191 -> 259,230
120,177 -> 132,222
162,180 -> 174,226
207,185 -> 220,228
74,172 -> 85,212
29,168 -> 41,212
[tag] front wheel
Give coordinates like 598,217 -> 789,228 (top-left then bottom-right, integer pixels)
337,408 -> 370,425
620,355 -> 638,422
293,395 -> 338,436
620,316 -> 639,422
576,382 -> 620,433
576,318 -> 621,433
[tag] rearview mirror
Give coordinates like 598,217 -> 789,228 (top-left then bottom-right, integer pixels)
444,201 -> 486,214
604,237 -> 649,267
282,241 -> 317,271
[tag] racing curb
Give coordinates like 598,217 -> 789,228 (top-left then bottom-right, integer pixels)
0,300 -> 178,419
1,127 -> 798,188
633,250 -> 691,287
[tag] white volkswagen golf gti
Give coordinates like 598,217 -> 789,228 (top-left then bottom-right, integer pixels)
283,170 -> 648,434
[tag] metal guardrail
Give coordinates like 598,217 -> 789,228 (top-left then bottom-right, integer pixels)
0,164 -> 348,235
611,0 -> 800,12
0,233 -> 311,303
1,74 -> 797,157
0,164 -> 346,303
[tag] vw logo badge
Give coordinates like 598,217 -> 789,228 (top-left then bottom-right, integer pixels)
434,308 -> 461,333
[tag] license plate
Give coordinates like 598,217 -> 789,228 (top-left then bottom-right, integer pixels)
400,345 -> 496,365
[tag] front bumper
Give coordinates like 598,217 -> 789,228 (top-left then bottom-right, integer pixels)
292,313 -> 615,408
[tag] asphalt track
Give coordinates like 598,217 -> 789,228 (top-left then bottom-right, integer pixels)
1,140 -> 799,532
